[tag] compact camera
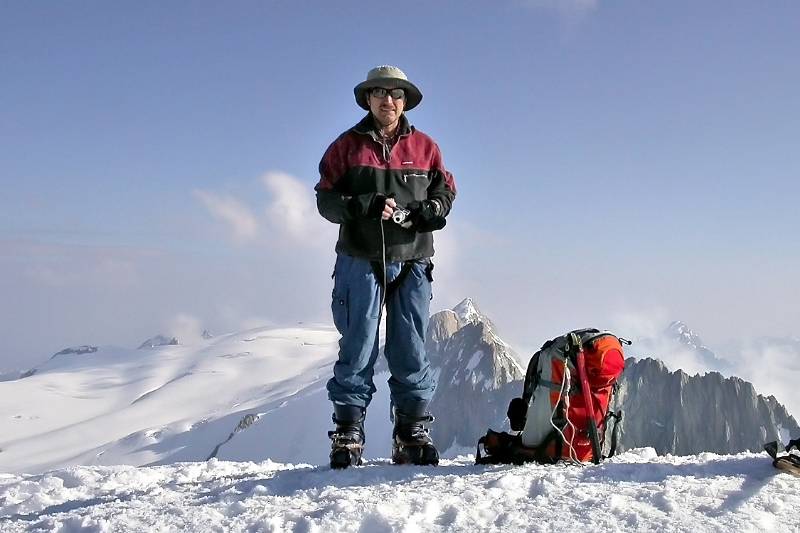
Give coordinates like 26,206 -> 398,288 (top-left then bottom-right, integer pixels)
391,207 -> 411,225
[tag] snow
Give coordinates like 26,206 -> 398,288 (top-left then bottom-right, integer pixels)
1,449 -> 798,532
0,325 -> 404,475
0,325 -> 360,473
2,323 -> 799,531
778,424 -> 792,446
466,350 -> 484,372
452,298 -> 482,326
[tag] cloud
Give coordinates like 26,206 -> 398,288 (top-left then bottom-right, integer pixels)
213,303 -> 277,333
238,316 -> 278,331
724,339 -> 800,422
515,0 -> 599,31
609,309 -> 672,345
610,309 -> 800,420
261,171 -> 332,245
193,190 -> 259,243
425,220 -> 465,313
519,0 -> 599,17
166,313 -> 205,345
609,309 -> 739,377
17,242 -> 144,288
194,171 -> 335,249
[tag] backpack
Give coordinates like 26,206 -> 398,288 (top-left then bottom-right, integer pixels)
476,329 -> 628,465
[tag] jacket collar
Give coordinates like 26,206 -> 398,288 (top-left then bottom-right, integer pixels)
352,113 -> 414,139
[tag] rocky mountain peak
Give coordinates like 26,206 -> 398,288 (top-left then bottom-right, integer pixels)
613,356 -> 799,455
427,309 -> 460,345
138,335 -> 179,350
649,321 -> 731,374
50,345 -> 98,360
451,298 -> 485,327
426,299 -> 519,375
427,299 -> 524,452
666,321 -> 705,350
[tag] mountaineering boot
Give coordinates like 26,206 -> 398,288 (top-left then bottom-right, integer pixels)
765,437 -> 800,477
328,404 -> 365,469
392,404 -> 439,466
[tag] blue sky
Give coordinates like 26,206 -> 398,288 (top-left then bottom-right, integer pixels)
1,1 -> 799,373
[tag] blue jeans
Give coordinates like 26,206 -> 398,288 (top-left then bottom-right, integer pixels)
327,254 -> 436,413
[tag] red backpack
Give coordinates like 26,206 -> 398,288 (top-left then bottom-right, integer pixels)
476,329 -> 627,465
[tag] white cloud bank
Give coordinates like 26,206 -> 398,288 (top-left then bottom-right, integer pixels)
518,0 -> 599,20
194,170 -> 335,249
166,313 -> 206,345
262,171 -> 322,242
193,190 -> 259,244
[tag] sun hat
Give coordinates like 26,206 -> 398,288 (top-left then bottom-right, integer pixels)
353,65 -> 423,111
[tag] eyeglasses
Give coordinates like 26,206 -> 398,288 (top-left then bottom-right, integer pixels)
370,87 -> 405,100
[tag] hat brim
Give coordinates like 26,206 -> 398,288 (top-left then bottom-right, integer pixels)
354,78 -> 422,111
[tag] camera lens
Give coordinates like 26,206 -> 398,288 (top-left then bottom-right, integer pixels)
392,208 -> 409,224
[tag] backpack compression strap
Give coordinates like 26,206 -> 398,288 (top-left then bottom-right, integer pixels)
604,410 -> 622,458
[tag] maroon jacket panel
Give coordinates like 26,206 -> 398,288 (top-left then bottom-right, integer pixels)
315,114 -> 456,262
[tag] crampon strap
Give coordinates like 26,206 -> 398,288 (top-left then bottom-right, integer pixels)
787,438 -> 800,453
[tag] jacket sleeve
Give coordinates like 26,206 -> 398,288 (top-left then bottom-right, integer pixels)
315,189 -> 351,224
316,189 -> 381,224
315,135 -> 378,224
427,143 -> 457,216
314,134 -> 354,224
315,136 -> 347,223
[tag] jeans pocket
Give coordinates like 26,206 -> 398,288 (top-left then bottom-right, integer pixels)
331,288 -> 348,334
331,255 -> 353,333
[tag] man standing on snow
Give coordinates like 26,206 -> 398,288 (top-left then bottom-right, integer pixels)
315,66 -> 457,468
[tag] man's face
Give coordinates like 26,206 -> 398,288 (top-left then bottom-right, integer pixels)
367,87 -> 406,128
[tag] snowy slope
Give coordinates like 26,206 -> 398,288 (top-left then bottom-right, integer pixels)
2,321 -> 800,531
1,448 -> 798,532
0,325 -> 400,474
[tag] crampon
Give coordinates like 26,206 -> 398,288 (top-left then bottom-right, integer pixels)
329,431 -> 364,469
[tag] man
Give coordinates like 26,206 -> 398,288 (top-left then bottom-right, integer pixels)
315,65 -> 457,468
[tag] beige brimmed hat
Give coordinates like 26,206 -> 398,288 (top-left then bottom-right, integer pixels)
354,65 -> 423,111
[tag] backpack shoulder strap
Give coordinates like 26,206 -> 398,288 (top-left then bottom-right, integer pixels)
521,351 -> 541,404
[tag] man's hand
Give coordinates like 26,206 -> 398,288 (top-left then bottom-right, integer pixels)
381,197 -> 397,220
406,200 -> 446,232
362,193 -> 396,220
